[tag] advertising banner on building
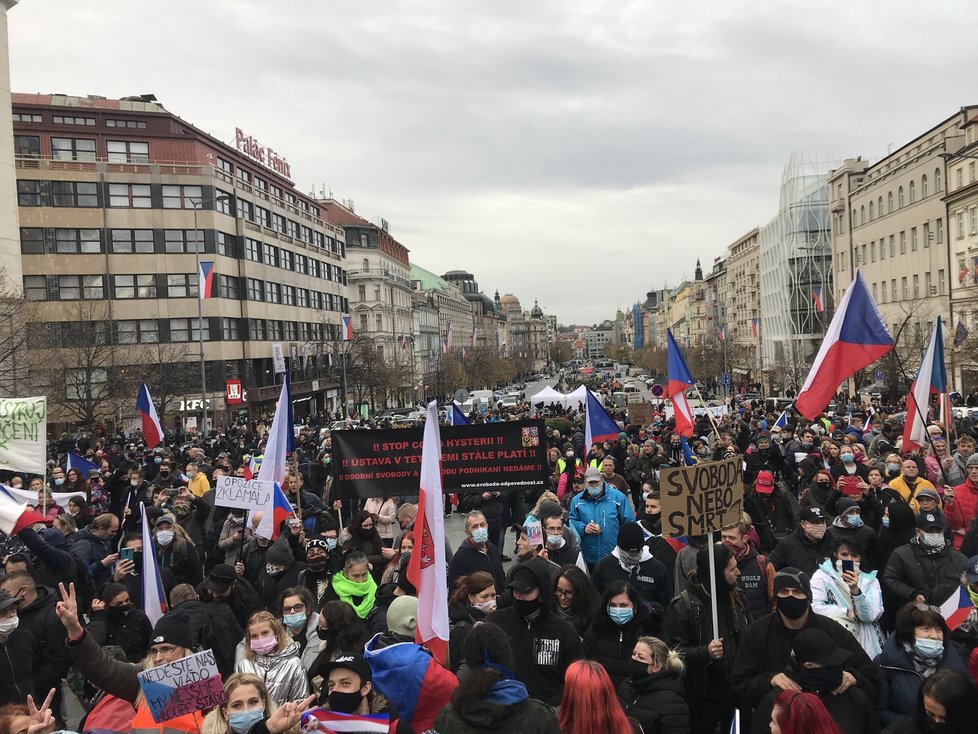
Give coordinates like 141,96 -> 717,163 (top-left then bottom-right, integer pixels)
331,419 -> 548,498
272,343 -> 286,374
659,456 -> 743,537
0,397 -> 47,474
225,380 -> 243,405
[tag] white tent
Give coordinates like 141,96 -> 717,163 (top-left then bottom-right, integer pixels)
530,385 -> 564,404
564,384 -> 589,410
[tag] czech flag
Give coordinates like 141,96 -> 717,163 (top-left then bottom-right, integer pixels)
667,329 -> 696,437
136,382 -> 164,449
198,261 -> 215,299
718,324 -> 726,342
443,322 -> 452,354
0,491 -> 45,535
256,374 -> 295,538
406,401 -> 450,665
939,585 -> 972,630
773,410 -> 788,429
450,403 -> 470,426
266,482 -> 293,540
812,286 -> 824,312
903,317 -> 947,451
300,709 -> 390,734
242,455 -> 260,480
751,318 -> 759,338
585,389 -> 620,449
793,272 -> 893,419
140,503 -> 167,625
340,314 -> 353,341
863,409 -> 875,437
67,451 -> 99,477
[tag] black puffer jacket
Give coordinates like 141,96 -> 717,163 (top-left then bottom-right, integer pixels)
768,526 -> 832,576
0,628 -> 35,705
882,539 -> 968,608
583,605 -> 656,688
618,667 -> 690,734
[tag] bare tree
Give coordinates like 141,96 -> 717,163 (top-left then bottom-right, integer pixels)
0,270 -> 36,398
136,341 -> 202,426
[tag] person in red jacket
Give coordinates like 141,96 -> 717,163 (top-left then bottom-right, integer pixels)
945,454 -> 978,550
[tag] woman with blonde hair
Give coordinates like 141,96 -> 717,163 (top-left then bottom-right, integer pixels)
234,611 -> 309,705
618,636 -> 689,734
200,673 -> 315,734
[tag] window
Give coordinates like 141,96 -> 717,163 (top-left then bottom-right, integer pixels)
971,162 -> 976,183
222,318 -> 241,340
237,199 -> 254,221
360,314 -> 368,330
280,250 -> 293,271
911,227 -> 918,251
887,192 -> 893,213
357,285 -> 366,301
169,318 -> 208,342
310,291 -> 322,310
891,279 -> 896,299
958,168 -> 964,189
166,274 -> 195,298
924,222 -> 931,246
898,186 -> 905,207
12,112 -> 41,123
913,274 -> 919,297
17,180 -> 40,206
922,174 -> 928,197
926,272 -> 932,296
217,157 -> 233,174
284,321 -> 298,341
218,275 -> 239,299
19,228 -> 43,254
270,184 -> 283,200
263,244 -> 278,267
216,232 -> 236,258
162,185 -> 203,209
900,231 -> 906,253
115,319 -> 159,344
237,168 -> 252,184
282,285 -> 295,306
296,288 -> 309,308
871,241 -> 877,262
54,228 -> 101,254
110,229 -> 154,253
869,201 -> 875,220
164,230 -> 201,254
51,181 -> 98,207
288,220 -> 300,239
936,168 -> 943,192
244,238 -> 261,262
972,207 -> 978,235
113,274 -> 156,299
873,282 -> 878,301
247,278 -> 264,301
107,141 -> 149,163
266,282 -> 281,304
215,190 -> 234,215
106,119 -> 147,129
375,314 -> 383,331
254,177 -> 268,192
14,135 -> 39,158
52,137 -> 95,161
937,218 -> 944,243
881,281 -> 887,302
958,210 -> 966,238
360,232 -> 369,247
295,254 -> 307,275
52,115 -> 95,126
373,284 -> 381,300
901,276 -> 908,299
108,183 -> 151,208
58,275 -> 104,300
255,206 -> 271,228
268,320 -> 283,340
24,276 -> 47,301
249,319 -> 267,341
939,269 -> 946,294
860,205 -> 865,224
909,181 -> 916,203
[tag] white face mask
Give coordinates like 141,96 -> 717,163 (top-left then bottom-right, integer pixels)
0,615 -> 19,635
156,530 -> 175,547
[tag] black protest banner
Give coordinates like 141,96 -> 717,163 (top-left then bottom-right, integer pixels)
331,420 -> 548,498
659,456 -> 744,537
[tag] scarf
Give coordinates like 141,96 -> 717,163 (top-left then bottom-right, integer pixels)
903,641 -> 941,678
330,572 -> 377,619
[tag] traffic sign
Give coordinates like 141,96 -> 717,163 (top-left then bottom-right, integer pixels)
874,369 -> 884,381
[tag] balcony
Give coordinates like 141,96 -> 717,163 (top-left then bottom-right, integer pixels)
347,268 -> 413,289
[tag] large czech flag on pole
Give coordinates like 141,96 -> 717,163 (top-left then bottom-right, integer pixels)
140,503 -> 167,625
256,373 -> 295,539
585,389 -> 620,449
450,403 -> 470,426
794,272 -> 893,420
666,329 -> 696,437
406,400 -> 450,665
136,382 -> 164,449
903,317 -> 947,451
198,261 -> 215,299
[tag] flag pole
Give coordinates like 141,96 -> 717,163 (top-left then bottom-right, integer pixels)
707,539 -> 720,641
692,383 -> 723,441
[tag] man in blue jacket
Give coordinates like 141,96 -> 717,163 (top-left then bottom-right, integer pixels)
569,466 -> 635,569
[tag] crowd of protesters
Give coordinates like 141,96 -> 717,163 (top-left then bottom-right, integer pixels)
1,383 -> 978,734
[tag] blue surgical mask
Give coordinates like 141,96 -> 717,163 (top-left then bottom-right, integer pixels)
608,607 -> 634,625
913,637 -> 944,659
155,457 -> 163,464
471,527 -> 489,544
840,453 -> 854,463
228,707 -> 265,734
282,612 -> 306,629
846,514 -> 863,528
882,516 -> 890,528
887,463 -> 900,473
325,537 -> 338,551
586,484 -> 603,497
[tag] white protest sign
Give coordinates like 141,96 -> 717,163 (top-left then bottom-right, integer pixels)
214,474 -> 274,512
272,343 -> 286,374
0,397 -> 47,474
137,649 -> 225,723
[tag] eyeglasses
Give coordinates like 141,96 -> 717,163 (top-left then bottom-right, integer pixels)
282,603 -> 306,614
555,588 -> 575,598
913,602 -> 941,614
150,644 -> 179,658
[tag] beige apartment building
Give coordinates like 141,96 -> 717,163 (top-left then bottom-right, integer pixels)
719,227 -> 761,378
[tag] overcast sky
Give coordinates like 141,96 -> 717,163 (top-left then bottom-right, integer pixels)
10,1 -> 976,323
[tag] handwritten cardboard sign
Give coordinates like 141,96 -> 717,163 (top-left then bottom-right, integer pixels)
137,649 -> 225,723
214,475 -> 274,512
660,456 -> 744,537
0,397 -> 47,474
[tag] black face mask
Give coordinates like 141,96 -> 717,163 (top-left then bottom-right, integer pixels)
108,604 -> 132,620
513,596 -> 542,619
777,595 -> 809,620
798,665 -> 843,693
358,528 -> 374,540
327,689 -> 363,714
629,659 -> 650,680
306,558 -> 328,572
132,551 -> 143,571
316,626 -> 331,640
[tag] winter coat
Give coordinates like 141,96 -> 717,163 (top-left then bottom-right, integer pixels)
874,632 -> 972,725
433,678 -> 560,734
946,479 -> 978,549
826,521 -> 877,568
810,559 -> 885,658
733,546 -> 774,622
69,527 -> 113,585
66,629 -> 141,703
768,526 -> 832,576
731,611 -> 880,709
591,549 -> 671,612
0,628 -> 36,706
165,599 -> 243,678
568,485 -> 636,565
546,528 -> 583,568
881,539 -> 968,608
887,475 -> 935,504
751,675 -> 879,734
447,539 -> 506,595
748,487 -> 800,540
157,537 -> 203,590
945,452 -> 971,487
362,497 -> 398,542
618,667 -> 690,734
87,604 -> 154,663
234,640 -> 310,705
448,602 -> 491,673
16,585 -> 72,700
663,582 -> 748,701
583,605 -> 656,688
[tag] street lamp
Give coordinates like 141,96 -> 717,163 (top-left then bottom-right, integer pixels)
188,194 -> 230,435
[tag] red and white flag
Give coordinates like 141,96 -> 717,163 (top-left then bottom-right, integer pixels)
406,400 -> 450,665
0,491 -> 45,535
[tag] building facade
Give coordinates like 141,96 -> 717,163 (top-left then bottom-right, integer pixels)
13,93 -> 348,427
441,270 -> 501,353
719,227 -> 761,378
0,1 -> 20,291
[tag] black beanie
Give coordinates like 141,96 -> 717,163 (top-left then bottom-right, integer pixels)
150,612 -> 195,650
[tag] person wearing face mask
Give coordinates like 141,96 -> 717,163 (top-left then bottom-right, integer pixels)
555,445 -> 585,504
485,556 -> 585,706
340,510 -> 385,582
312,654 -> 385,720
276,587 -> 319,671
0,589 -> 35,706
68,512 -> 120,587
448,511 -> 506,595
944,453 -> 978,550
234,611 -> 309,705
297,532 -> 343,609
826,498 -> 877,563
769,507 -> 831,576
618,635 -> 689,734
882,512 -> 967,610
583,581 -> 656,688
568,467 -> 636,570
448,572 -> 497,672
537,504 -> 583,569
745,433 -> 786,486
636,489 -> 677,589
200,672 -> 296,734
732,567 -> 880,711
592,523 -> 669,617
751,629 -> 878,734
153,513 -> 203,588
85,582 -> 152,663
255,535 -> 303,611
874,602 -> 972,726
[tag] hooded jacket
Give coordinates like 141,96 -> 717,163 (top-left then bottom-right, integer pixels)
768,525 -> 831,576
946,478 -> 978,549
618,667 -> 690,734
591,548 -> 670,612
433,678 -> 560,734
484,556 -> 585,706
568,484 -> 636,564
16,585 -> 71,700
881,538 -> 967,608
234,639 -> 310,704
0,627 -> 35,706
583,603 -> 656,688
